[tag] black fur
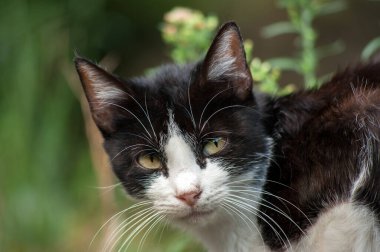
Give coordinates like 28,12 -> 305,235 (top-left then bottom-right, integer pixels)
259,63 -> 380,248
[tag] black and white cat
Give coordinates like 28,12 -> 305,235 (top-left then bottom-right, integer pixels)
75,22 -> 380,251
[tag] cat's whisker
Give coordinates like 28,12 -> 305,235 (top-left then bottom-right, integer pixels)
91,182 -> 122,191
201,130 -> 233,138
198,86 -> 234,130
112,143 -> 155,161
156,218 -> 169,246
93,101 -> 153,139
228,186 -> 310,222
103,207 -> 155,252
200,104 -> 249,134
107,209 -> 157,252
116,212 -> 163,252
226,177 -> 294,190
221,203 -> 256,233
225,198 -> 289,250
252,152 -> 281,168
226,186 -> 312,224
221,202 -> 267,252
177,103 -> 198,130
144,92 -> 158,141
186,76 -> 197,129
136,215 -> 166,252
88,201 -> 151,251
132,149 -> 159,159
123,132 -> 154,145
117,89 -> 158,141
227,188 -> 292,219
228,193 -> 307,236
225,198 -> 293,252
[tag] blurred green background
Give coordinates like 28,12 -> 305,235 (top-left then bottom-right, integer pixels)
1,0 -> 379,251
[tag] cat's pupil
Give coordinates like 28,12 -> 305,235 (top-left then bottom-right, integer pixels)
213,140 -> 219,147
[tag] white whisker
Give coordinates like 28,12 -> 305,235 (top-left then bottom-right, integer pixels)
137,215 -> 166,252
200,104 -> 249,133
112,143 -> 156,160
225,197 -> 293,251
222,202 -> 266,246
228,193 -> 307,236
144,92 -> 158,141
187,77 -> 197,128
198,87 -> 234,129
92,101 -> 152,138
88,200 -> 150,251
103,207 -> 155,252
117,212 -> 163,252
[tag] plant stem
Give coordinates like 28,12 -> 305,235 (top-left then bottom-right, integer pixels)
300,6 -> 317,88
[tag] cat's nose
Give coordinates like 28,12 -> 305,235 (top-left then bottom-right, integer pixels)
176,189 -> 202,207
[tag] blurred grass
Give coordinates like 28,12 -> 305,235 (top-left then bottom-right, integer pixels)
0,0 -> 100,251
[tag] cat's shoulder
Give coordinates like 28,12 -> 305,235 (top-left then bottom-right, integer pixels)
269,62 -> 380,136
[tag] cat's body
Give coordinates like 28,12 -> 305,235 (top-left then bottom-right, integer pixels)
75,22 -> 380,251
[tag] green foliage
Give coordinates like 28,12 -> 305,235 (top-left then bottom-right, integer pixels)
162,1 -> 349,93
161,7 -> 291,95
361,37 -> 380,60
0,0 -> 102,250
161,7 -> 219,64
266,0 -> 347,88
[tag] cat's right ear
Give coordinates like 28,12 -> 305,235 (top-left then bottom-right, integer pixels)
75,57 -> 130,136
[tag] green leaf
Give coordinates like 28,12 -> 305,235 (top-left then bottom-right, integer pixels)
243,39 -> 253,62
267,57 -> 300,71
316,40 -> 345,59
261,21 -> 297,38
318,1 -> 347,16
361,37 -> 380,60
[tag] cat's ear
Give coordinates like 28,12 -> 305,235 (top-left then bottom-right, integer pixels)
75,57 -> 130,136
202,22 -> 253,100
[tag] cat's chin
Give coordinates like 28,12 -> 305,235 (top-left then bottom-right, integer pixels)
172,209 -> 218,226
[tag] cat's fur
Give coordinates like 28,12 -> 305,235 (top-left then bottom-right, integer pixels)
75,22 -> 380,251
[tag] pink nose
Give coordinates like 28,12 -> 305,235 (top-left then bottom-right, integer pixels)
176,190 -> 202,207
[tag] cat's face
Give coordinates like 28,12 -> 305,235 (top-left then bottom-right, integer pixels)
76,22 -> 272,226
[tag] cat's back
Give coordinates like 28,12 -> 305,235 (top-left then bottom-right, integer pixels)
260,62 -> 380,250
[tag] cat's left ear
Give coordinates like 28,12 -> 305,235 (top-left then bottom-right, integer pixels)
74,57 -> 132,136
202,22 -> 253,100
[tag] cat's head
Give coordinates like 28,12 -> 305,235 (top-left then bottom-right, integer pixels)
75,22 -> 272,226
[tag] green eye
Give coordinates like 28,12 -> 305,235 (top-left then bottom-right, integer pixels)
137,154 -> 161,170
203,138 -> 227,156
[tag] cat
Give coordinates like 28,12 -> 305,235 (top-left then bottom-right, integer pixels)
75,22 -> 380,252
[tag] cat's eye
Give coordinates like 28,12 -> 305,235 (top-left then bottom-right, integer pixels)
137,154 -> 162,170
203,137 -> 227,156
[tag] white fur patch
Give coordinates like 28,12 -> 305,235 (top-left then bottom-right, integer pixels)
146,111 -> 229,221
293,203 -> 380,252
